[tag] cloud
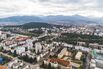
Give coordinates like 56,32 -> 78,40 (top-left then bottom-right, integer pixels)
0,0 -> 103,17
37,0 -> 81,4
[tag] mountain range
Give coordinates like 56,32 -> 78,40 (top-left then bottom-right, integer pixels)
0,15 -> 102,25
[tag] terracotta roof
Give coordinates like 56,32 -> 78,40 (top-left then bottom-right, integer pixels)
0,65 -> 7,69
48,58 -> 70,67
16,36 -> 30,41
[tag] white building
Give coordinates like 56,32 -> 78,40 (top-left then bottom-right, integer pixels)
58,48 -> 67,58
35,42 -> 42,54
0,33 -> 7,39
26,39 -> 33,49
75,52 -> 82,60
15,46 -> 26,55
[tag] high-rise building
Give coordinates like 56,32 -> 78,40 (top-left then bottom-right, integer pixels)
35,42 -> 42,54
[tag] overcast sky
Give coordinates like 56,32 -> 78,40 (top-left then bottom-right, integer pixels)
0,0 -> 103,18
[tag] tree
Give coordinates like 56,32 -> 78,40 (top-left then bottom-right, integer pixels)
25,47 -> 28,51
47,63 -> 51,69
37,50 -> 40,55
81,54 -> 86,63
13,50 -> 17,57
40,61 -> 45,68
0,47 -> 3,52
42,46 -> 43,50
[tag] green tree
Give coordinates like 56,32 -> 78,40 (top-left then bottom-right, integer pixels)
48,63 -> 51,69
0,47 -> 3,52
13,50 -> 18,57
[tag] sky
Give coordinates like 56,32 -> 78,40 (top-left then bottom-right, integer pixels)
0,0 -> 103,18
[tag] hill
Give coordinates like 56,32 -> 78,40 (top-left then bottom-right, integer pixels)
3,22 -> 58,29
0,16 -> 43,25
0,15 -> 101,25
20,22 -> 54,29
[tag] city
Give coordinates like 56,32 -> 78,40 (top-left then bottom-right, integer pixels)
0,23 -> 102,69
0,0 -> 103,69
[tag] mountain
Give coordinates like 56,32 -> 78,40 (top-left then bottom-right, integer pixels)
42,15 -> 97,24
0,15 -> 102,25
0,16 -> 43,25
3,22 -> 62,29
20,22 -> 54,29
43,15 -> 90,21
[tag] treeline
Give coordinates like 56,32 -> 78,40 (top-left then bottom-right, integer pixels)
54,33 -> 103,45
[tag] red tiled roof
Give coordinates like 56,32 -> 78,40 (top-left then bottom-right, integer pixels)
16,36 -> 30,41
48,58 -> 70,67
0,65 -> 7,69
